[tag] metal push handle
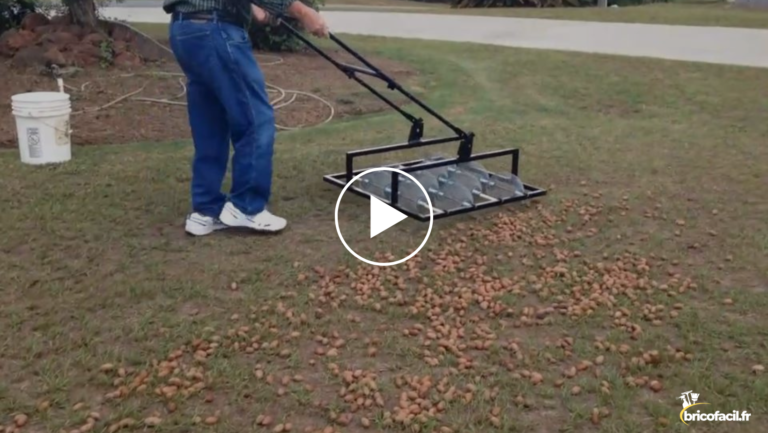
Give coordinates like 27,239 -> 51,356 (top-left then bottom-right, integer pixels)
278,23 -> 468,138
250,2 -> 474,157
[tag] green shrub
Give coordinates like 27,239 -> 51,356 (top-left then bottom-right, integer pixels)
248,0 -> 325,53
0,0 -> 37,33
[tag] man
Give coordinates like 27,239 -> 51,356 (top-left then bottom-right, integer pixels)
162,0 -> 329,236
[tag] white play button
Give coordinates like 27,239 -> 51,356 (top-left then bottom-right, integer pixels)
370,195 -> 408,238
334,167 -> 434,267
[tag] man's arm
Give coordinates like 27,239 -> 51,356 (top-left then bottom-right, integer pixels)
250,0 -> 309,23
251,0 -> 329,37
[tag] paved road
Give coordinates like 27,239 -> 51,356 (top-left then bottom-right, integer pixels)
102,7 -> 768,68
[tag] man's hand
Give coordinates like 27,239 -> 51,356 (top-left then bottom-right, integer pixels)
287,1 -> 329,38
251,5 -> 267,24
251,4 -> 271,24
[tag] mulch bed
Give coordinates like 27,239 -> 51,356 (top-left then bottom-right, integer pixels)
1,39 -> 416,148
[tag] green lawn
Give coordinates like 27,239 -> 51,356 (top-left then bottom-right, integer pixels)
322,0 -> 768,30
1,28 -> 767,433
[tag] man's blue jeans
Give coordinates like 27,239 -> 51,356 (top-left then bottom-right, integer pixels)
169,13 -> 276,218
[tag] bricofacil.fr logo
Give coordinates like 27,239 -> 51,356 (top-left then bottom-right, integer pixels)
678,390 -> 752,425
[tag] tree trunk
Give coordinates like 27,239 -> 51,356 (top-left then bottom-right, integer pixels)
64,0 -> 99,28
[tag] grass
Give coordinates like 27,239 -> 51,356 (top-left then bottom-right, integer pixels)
2,24 -> 768,433
321,0 -> 768,30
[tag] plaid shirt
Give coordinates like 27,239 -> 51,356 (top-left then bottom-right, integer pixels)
163,0 -> 295,26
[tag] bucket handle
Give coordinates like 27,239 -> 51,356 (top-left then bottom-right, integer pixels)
12,112 -> 73,136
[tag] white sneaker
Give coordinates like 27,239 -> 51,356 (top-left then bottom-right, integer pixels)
185,212 -> 228,236
218,202 -> 287,233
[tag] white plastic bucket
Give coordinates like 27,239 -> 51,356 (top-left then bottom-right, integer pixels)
11,92 -> 72,165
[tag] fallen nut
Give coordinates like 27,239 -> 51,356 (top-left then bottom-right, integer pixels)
649,380 -> 663,392
530,372 -> 543,385
144,417 -> 162,427
13,414 -> 28,428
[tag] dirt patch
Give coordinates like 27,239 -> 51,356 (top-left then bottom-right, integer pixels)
0,40 -> 416,148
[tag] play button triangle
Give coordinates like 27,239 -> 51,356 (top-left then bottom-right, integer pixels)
370,195 -> 408,238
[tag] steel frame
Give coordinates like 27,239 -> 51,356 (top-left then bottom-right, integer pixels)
273,17 -> 547,221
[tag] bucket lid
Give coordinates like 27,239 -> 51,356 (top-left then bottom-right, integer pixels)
11,92 -> 70,103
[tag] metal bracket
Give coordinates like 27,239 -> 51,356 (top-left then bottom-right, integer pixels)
457,132 -> 474,161
408,119 -> 424,144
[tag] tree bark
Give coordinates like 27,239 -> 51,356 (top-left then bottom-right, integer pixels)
63,0 -> 99,28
